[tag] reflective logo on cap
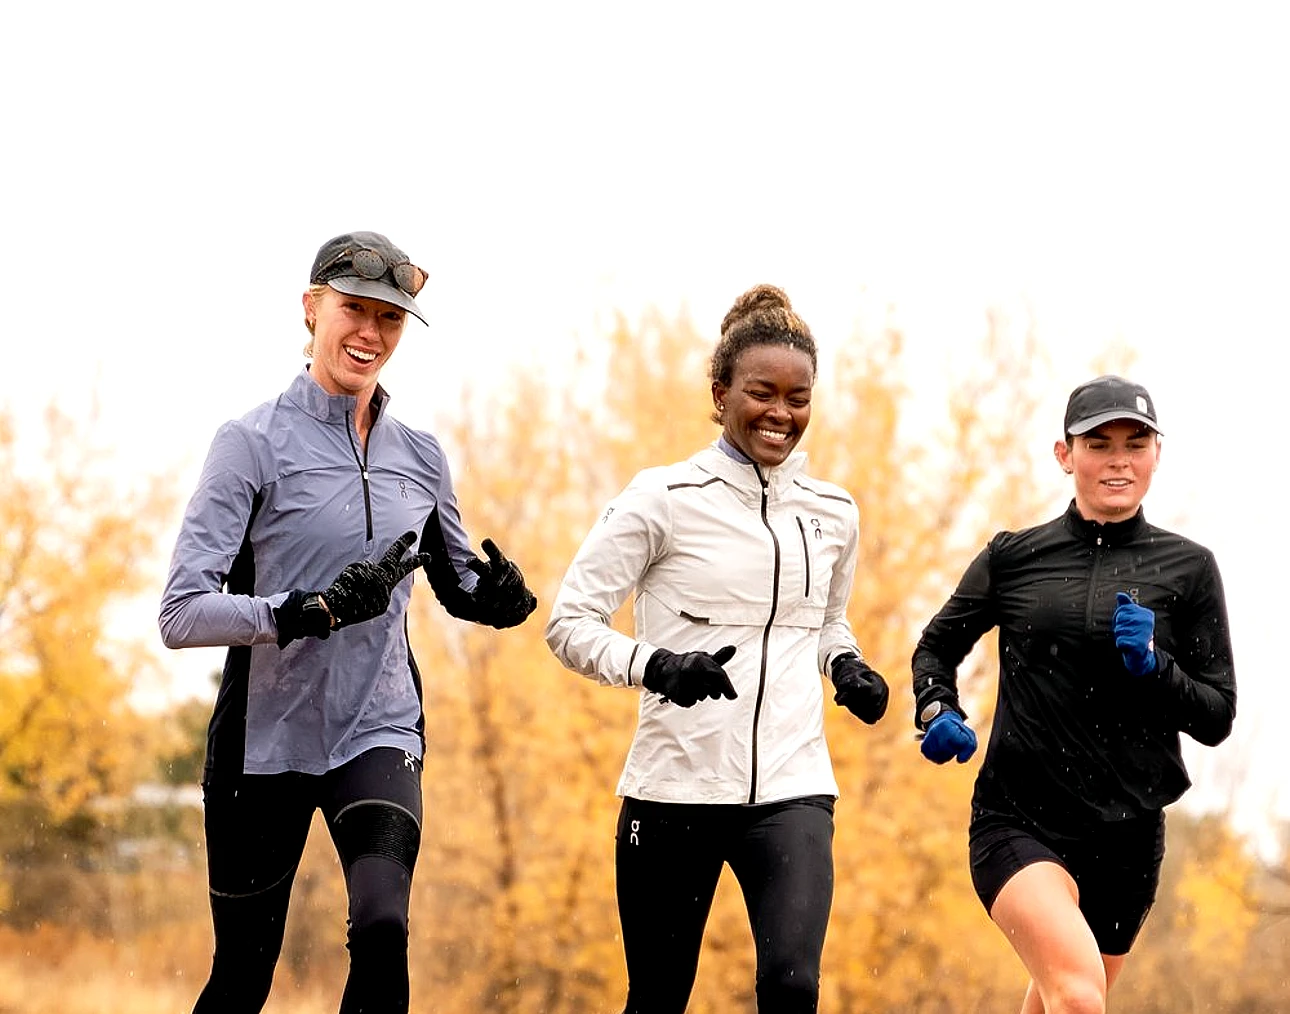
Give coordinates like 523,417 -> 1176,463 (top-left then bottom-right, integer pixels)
1136,395 -> 1149,413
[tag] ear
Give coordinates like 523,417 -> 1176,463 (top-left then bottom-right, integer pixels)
711,380 -> 728,414
1053,439 -> 1073,475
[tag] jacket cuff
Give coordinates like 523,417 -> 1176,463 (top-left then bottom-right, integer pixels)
626,642 -> 657,688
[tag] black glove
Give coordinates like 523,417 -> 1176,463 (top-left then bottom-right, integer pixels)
273,531 -> 430,648
642,645 -> 739,707
467,538 -> 538,629
830,654 -> 889,724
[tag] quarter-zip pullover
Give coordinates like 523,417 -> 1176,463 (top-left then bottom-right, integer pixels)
159,367 -> 481,781
545,444 -> 863,805
913,501 -> 1236,834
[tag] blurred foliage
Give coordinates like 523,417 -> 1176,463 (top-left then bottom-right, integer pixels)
0,402 -> 185,928
2,311 -> 1287,1012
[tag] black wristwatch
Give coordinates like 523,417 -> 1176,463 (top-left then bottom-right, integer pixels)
303,592 -> 336,630
918,700 -> 956,731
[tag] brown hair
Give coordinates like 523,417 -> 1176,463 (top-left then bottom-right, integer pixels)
709,285 -> 817,421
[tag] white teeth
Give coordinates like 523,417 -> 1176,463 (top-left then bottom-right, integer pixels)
757,429 -> 788,442
346,347 -> 377,362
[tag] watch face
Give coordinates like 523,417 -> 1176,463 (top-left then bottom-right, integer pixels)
919,701 -> 944,725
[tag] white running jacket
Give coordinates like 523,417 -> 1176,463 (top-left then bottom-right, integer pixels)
545,444 -> 863,805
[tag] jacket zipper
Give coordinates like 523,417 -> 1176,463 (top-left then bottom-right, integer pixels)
345,411 -> 375,542
796,515 -> 811,598
749,465 -> 781,805
1085,533 -> 1105,631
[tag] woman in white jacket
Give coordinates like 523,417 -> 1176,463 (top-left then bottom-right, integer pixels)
545,284 -> 888,1014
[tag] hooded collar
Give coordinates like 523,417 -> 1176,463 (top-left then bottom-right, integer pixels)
1061,498 -> 1148,547
286,366 -> 389,426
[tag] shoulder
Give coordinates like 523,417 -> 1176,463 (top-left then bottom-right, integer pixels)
792,473 -> 856,508
985,514 -> 1066,557
383,414 -> 448,457
1140,521 -> 1223,577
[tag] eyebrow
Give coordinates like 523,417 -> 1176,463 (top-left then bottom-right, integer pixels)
744,377 -> 813,393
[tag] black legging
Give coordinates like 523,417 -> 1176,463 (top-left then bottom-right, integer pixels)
193,746 -> 423,1014
616,795 -> 835,1014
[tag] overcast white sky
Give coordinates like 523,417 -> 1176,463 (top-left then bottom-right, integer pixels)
3,2 -> 1286,848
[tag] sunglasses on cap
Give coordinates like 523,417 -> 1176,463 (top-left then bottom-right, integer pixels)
317,247 -> 428,298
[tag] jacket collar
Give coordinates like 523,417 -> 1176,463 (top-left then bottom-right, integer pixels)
692,443 -> 808,501
286,366 -> 389,426
1061,498 -> 1148,547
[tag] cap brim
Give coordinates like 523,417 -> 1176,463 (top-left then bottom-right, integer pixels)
1067,410 -> 1162,436
327,277 -> 427,325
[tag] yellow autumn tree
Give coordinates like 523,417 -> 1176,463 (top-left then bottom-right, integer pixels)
0,402 -> 176,923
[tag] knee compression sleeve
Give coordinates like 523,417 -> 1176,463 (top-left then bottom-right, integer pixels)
332,800 -> 422,875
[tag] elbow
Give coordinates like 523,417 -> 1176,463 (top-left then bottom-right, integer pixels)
1187,696 -> 1236,748
158,596 -> 199,650
1192,714 -> 1235,748
543,617 -> 568,667
158,613 -> 187,650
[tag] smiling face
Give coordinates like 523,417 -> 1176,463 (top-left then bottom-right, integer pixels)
1055,419 -> 1162,523
303,285 -> 407,398
713,343 -> 815,467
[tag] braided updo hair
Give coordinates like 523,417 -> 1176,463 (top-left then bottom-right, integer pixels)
710,284 -> 817,424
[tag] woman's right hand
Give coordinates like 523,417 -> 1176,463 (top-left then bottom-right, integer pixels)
274,531 -> 429,648
642,645 -> 739,707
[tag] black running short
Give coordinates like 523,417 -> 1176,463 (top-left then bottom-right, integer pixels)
968,808 -> 1165,956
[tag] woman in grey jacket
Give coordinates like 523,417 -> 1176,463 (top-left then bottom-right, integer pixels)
159,231 -> 536,1014
545,284 -> 888,1014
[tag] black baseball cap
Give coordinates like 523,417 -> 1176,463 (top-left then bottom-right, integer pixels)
1063,375 -> 1162,436
309,231 -> 428,325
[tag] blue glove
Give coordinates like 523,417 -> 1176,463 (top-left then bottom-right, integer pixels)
1113,591 -> 1158,676
920,711 -> 977,764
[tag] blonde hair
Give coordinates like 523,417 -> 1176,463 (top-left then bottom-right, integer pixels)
302,283 -> 329,357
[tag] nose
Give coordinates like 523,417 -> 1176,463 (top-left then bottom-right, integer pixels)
766,398 -> 792,422
357,310 -> 381,339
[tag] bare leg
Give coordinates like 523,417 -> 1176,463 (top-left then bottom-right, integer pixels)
990,861 -> 1107,1014
1017,953 -> 1127,1014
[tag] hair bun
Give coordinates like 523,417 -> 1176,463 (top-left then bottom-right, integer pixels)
721,284 -> 793,335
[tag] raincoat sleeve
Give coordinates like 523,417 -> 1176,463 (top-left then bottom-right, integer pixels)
544,472 -> 670,688
911,542 -> 998,726
157,421 -> 281,649
1149,549 -> 1237,746
818,498 -> 863,673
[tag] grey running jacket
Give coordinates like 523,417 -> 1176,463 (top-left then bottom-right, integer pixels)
159,368 -> 480,781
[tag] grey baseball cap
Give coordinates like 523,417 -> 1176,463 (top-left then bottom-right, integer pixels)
1064,375 -> 1162,436
309,231 -> 428,325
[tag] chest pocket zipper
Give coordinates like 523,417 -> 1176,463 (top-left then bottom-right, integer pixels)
796,516 -> 811,598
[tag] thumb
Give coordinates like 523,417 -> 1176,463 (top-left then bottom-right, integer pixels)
711,645 -> 737,667
480,538 -> 505,566
1115,591 -> 1134,608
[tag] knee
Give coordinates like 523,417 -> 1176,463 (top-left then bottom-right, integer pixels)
200,951 -> 276,1012
348,901 -> 409,954
1044,974 -> 1106,1014
756,961 -> 820,1013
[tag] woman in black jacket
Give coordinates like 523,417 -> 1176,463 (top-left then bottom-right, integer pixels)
912,375 -> 1236,1014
